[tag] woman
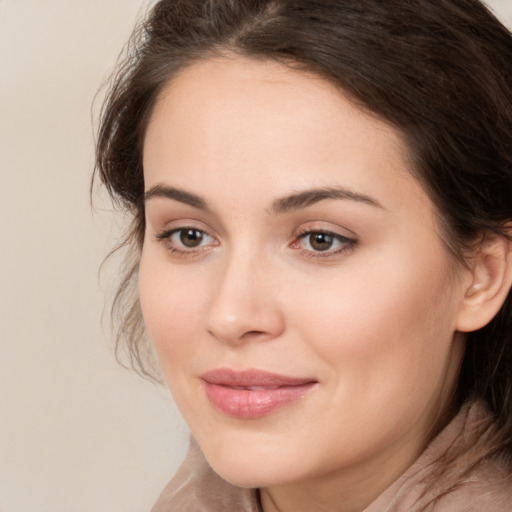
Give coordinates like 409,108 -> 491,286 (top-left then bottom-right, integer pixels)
95,0 -> 512,510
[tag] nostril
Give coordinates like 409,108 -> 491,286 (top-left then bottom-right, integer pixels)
242,330 -> 267,339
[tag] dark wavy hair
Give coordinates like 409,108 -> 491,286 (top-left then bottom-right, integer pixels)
95,0 -> 512,480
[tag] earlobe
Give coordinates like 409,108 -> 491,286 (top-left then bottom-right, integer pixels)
456,233 -> 512,333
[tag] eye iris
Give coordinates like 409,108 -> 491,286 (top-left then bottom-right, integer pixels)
310,233 -> 333,251
180,229 -> 203,247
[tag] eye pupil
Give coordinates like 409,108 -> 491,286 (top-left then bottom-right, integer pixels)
180,229 -> 203,247
310,233 -> 333,251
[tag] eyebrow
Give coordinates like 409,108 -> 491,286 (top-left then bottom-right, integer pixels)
144,184 -> 209,211
270,187 -> 384,214
144,184 -> 383,214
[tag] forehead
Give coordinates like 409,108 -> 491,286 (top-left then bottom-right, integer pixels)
143,56 -> 431,217
145,56 -> 404,155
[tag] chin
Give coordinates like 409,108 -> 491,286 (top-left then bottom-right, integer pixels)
208,458 -> 290,489
197,431 -> 301,489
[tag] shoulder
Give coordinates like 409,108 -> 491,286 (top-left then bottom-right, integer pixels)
429,461 -> 512,511
367,400 -> 512,512
429,401 -> 512,511
151,438 -> 260,512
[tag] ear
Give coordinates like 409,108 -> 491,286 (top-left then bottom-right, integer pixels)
456,232 -> 512,333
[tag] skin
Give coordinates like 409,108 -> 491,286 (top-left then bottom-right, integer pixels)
139,56 -> 472,512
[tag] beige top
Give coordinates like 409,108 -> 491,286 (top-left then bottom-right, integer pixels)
151,401 -> 512,511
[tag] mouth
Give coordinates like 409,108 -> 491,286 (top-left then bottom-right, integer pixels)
201,368 -> 318,419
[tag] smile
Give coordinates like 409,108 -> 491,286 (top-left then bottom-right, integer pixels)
201,368 -> 317,419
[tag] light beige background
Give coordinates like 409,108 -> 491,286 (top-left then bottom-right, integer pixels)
1,1 -> 511,511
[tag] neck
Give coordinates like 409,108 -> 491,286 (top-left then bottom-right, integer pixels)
259,338 -> 465,512
259,444 -> 415,512
259,407 -> 458,512
259,448 -> 413,512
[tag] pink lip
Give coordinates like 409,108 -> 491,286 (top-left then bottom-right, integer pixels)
201,368 -> 317,419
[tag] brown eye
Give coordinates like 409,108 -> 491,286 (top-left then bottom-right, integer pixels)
309,232 -> 334,251
295,230 -> 357,257
156,226 -> 217,255
179,229 -> 204,247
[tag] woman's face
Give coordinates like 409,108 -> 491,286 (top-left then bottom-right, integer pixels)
140,57 -> 469,495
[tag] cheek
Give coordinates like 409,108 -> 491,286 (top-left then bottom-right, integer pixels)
290,247 -> 460,397
138,250 -> 204,371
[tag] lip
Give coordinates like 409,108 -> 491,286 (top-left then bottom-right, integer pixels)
201,368 -> 317,419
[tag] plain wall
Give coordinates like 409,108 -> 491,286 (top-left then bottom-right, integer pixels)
1,1 -> 511,511
0,2 -> 189,512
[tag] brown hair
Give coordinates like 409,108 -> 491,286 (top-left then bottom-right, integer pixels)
95,0 -> 512,471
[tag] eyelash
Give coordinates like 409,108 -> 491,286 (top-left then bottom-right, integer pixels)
155,227 -> 216,257
292,228 -> 357,259
154,226 -> 357,259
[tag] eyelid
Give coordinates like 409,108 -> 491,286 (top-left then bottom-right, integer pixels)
293,220 -> 357,241
151,217 -> 216,240
291,224 -> 358,259
154,223 -> 219,257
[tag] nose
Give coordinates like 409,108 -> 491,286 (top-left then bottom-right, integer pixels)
204,253 -> 285,345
